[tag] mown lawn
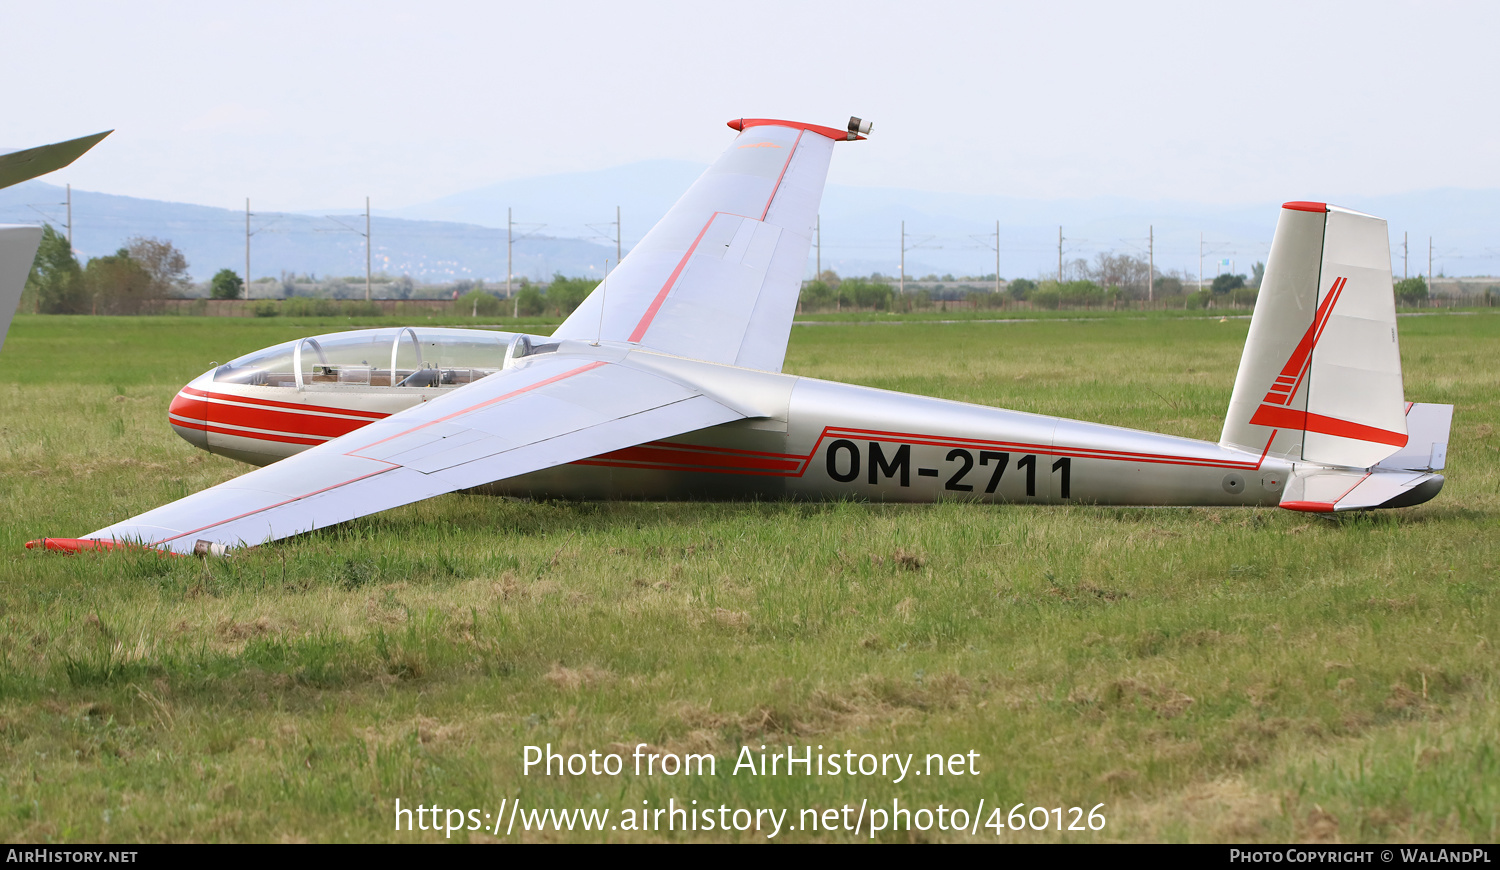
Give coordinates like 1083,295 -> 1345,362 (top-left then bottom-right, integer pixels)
0,311 -> 1495,842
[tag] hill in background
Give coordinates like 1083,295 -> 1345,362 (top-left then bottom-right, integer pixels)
1,163 -> 1496,284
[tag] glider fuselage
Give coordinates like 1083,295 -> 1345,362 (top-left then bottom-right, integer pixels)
170,333 -> 1289,508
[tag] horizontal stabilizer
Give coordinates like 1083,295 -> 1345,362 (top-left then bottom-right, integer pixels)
1378,403 -> 1452,472
1280,466 -> 1443,513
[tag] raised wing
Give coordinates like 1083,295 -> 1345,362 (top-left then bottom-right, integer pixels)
39,348 -> 743,554
552,118 -> 865,373
0,130 -> 112,190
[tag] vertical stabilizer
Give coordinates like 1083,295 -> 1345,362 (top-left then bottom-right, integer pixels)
1220,202 -> 1407,468
0,225 -> 44,354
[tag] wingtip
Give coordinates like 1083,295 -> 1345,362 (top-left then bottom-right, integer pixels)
724,118 -> 869,142
24,537 -> 180,556
1277,500 -> 1336,513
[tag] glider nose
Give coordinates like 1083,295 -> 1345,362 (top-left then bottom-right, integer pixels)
167,370 -> 214,452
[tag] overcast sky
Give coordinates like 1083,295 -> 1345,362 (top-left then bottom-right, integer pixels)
6,1 -> 1497,213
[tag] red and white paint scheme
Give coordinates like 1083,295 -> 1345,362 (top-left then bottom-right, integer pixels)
28,119 -> 1452,556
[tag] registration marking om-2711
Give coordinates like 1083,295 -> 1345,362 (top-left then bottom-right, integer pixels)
824,440 -> 1072,499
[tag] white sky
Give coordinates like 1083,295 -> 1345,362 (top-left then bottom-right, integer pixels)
5,1 -> 1497,212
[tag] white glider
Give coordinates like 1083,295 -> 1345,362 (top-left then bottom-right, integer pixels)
27,119 -> 1450,556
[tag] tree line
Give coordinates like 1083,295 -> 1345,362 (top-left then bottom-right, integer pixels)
19,222 -> 1438,317
23,225 -> 200,314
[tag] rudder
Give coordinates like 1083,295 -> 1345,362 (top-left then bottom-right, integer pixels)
1220,202 -> 1407,468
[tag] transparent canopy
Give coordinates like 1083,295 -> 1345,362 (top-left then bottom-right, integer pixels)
212,327 -> 523,390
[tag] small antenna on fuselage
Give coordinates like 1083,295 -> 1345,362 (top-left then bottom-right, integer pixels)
592,259 -> 609,347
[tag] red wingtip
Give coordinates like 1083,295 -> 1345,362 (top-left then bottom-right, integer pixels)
24,537 -> 180,556
725,118 -> 865,141
1282,201 -> 1328,213
1278,501 -> 1336,513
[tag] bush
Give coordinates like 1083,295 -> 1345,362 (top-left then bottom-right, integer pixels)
281,297 -> 339,317
546,275 -> 598,315
1030,287 -> 1061,309
253,300 -> 280,317
340,300 -> 382,317
210,268 -> 244,300
799,280 -> 837,311
457,289 -> 502,317
84,249 -> 154,314
1008,278 -> 1037,301
1211,273 -> 1247,295
25,224 -> 86,314
1058,280 -> 1109,307
1394,276 -> 1428,306
1185,290 -> 1213,310
1229,287 -> 1258,307
967,290 -> 1007,309
841,278 -> 894,311
514,286 -> 545,316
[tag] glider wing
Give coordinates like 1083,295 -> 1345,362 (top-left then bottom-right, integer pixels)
54,351 -> 743,554
0,131 -> 112,191
551,119 -> 860,373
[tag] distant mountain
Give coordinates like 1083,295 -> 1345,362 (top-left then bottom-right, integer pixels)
1,165 -> 1495,285
392,161 -> 1500,279
0,182 -> 617,285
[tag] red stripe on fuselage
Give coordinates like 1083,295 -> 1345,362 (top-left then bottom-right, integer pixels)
169,415 -> 326,446
572,424 -> 1269,478
181,385 -> 389,419
580,443 -> 804,474
202,402 -> 372,439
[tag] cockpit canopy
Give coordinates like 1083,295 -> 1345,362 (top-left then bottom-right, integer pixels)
212,327 -> 526,390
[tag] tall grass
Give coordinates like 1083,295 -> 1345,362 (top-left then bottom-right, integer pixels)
0,313 -> 1495,842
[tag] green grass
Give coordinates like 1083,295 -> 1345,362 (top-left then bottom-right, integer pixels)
0,312 -> 1497,842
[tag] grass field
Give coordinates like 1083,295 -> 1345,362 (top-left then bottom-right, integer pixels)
0,311 -> 1496,843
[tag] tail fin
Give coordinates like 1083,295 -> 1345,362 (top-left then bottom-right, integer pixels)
0,225 -> 44,355
1220,202 -> 1407,468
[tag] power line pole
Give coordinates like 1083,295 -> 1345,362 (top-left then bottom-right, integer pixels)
1198,231 -> 1204,291
365,196 -> 372,303
1403,231 -> 1408,280
616,205 -> 621,265
900,220 -> 905,295
65,184 -> 72,250
816,214 -> 821,279
1428,236 -> 1433,305
994,220 -> 1000,295
245,198 -> 252,300
1145,224 -> 1157,302
1057,226 -> 1063,283
507,207 -> 513,299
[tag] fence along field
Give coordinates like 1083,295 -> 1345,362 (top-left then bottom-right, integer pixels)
0,311 -> 1495,842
